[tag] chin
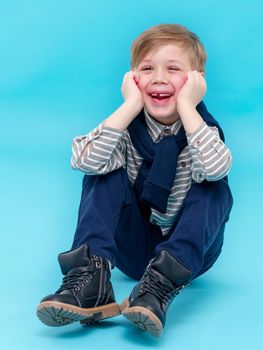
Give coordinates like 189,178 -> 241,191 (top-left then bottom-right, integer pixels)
148,113 -> 179,125
145,106 -> 179,123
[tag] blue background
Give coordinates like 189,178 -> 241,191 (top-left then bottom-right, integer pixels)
0,1 -> 262,349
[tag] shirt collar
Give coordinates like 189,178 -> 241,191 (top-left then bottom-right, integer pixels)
143,107 -> 183,142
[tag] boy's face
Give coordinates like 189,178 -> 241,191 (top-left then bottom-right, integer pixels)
135,44 -> 193,125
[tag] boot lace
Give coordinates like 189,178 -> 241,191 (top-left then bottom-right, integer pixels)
56,270 -> 94,293
140,269 -> 185,305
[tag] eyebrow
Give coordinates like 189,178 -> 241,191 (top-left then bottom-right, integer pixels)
139,59 -> 184,65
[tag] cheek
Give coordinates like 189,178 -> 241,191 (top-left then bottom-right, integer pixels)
137,83 -> 149,102
137,72 -> 150,91
172,76 -> 187,97
174,75 -> 187,88
137,81 -> 143,91
137,77 -> 147,93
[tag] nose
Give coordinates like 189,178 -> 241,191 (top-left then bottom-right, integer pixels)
151,68 -> 168,84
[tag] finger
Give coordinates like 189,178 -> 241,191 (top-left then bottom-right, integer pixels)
122,72 -> 130,82
186,71 -> 194,81
123,71 -> 135,84
190,70 -> 203,77
134,75 -> 139,84
193,71 -> 205,83
132,70 -> 140,84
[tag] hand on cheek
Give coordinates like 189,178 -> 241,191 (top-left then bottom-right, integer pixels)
121,71 -> 144,111
131,71 -> 143,92
177,70 -> 207,108
133,74 -> 139,85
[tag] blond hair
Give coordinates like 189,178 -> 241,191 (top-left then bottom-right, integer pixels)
130,24 -> 207,73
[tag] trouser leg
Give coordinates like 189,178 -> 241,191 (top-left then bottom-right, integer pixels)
155,179 -> 233,279
72,168 -> 163,280
71,168 -> 126,262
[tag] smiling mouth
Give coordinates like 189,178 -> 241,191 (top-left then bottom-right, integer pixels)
148,93 -> 173,104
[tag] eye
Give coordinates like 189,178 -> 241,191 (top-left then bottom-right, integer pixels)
168,67 -> 180,71
140,66 -> 153,71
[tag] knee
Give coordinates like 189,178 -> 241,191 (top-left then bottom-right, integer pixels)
82,168 -> 129,190
185,180 -> 233,215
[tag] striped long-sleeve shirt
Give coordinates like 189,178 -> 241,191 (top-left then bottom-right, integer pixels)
71,107 -> 232,236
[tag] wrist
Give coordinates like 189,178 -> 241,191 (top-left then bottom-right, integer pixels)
177,100 -> 196,114
104,100 -> 142,131
176,101 -> 204,134
124,98 -> 143,115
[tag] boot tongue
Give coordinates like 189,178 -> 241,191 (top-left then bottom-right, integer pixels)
58,245 -> 92,275
151,250 -> 192,286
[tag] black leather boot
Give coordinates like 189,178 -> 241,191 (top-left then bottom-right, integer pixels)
120,250 -> 192,337
37,245 -> 120,327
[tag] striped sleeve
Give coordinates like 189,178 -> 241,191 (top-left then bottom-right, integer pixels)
186,121 -> 232,182
71,123 -> 126,175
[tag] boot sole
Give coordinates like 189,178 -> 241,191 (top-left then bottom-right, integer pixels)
120,298 -> 163,337
37,301 -> 120,327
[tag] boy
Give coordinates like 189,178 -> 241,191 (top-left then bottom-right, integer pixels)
37,24 -> 233,337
